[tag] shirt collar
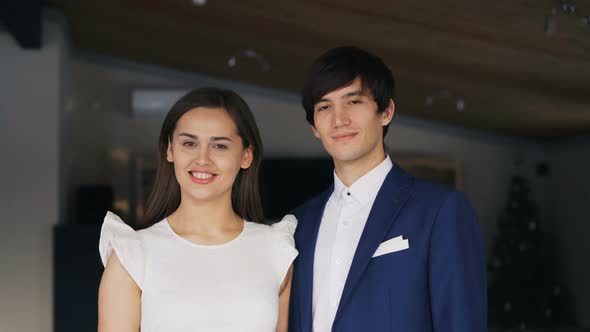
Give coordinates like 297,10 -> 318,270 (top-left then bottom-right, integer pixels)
333,156 -> 393,206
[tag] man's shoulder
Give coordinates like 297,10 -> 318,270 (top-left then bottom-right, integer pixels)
406,177 -> 475,217
392,171 -> 466,208
411,177 -> 455,195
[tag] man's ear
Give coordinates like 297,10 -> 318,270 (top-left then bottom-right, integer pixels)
311,125 -> 321,139
166,139 -> 173,163
241,145 -> 254,169
381,99 -> 395,126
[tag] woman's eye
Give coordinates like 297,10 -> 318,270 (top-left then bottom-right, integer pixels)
182,141 -> 195,147
213,144 -> 228,150
351,99 -> 362,104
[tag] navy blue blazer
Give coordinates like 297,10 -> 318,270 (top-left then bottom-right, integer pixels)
289,163 -> 487,332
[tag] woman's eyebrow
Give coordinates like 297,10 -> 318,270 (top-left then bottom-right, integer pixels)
211,136 -> 233,142
178,133 -> 233,142
178,133 -> 197,139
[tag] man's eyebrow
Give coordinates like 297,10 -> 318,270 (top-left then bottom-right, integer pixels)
343,90 -> 367,98
317,90 -> 368,103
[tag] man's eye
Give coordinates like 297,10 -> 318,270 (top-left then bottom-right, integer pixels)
351,99 -> 362,104
316,105 -> 330,112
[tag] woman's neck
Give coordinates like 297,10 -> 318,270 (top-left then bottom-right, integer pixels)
168,196 -> 242,233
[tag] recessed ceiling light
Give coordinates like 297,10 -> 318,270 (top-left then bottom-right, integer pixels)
226,49 -> 271,72
456,99 -> 465,111
192,0 -> 207,6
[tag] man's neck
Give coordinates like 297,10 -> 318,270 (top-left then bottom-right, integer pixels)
334,151 -> 387,187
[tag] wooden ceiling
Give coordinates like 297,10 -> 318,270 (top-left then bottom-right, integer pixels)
48,0 -> 590,141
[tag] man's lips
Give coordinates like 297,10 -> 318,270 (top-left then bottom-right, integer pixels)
332,132 -> 358,141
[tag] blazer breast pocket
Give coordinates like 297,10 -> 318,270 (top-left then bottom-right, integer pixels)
372,235 -> 409,258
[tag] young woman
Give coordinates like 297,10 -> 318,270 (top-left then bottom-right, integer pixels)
98,88 -> 297,332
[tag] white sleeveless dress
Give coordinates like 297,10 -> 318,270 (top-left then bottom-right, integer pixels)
99,212 -> 298,332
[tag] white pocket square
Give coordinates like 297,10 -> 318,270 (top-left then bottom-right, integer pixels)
372,235 -> 410,258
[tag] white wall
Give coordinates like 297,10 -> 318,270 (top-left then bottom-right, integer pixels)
547,137 -> 590,326
0,19 -> 63,332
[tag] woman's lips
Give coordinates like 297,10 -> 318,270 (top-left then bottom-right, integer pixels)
189,171 -> 217,184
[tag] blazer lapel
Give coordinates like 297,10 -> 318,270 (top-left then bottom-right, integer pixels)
335,164 -> 413,319
296,184 -> 333,332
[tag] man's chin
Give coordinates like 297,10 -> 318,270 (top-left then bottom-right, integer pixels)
328,150 -> 362,164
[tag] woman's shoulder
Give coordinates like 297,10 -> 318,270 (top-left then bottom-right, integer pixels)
101,211 -> 138,238
266,215 -> 299,283
244,214 -> 298,237
99,212 -> 149,288
270,214 -> 297,236
102,211 -> 166,238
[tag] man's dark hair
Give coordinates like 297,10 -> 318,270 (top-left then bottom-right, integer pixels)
301,46 -> 396,137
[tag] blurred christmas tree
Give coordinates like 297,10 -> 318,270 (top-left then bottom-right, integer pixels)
488,176 -> 576,330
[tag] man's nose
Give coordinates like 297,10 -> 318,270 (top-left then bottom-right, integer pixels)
332,106 -> 351,127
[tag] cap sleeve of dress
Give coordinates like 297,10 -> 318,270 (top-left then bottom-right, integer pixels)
99,211 -> 145,289
270,214 -> 299,285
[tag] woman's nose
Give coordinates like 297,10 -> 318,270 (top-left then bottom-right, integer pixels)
195,145 -> 211,165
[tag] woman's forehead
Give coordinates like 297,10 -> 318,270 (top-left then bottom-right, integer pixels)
175,107 -> 238,135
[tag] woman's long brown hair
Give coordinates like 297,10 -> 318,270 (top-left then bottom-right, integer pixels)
140,87 -> 265,228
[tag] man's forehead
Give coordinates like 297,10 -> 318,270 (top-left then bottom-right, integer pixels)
319,80 -> 372,101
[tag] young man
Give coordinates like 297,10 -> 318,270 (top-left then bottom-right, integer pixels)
288,47 -> 487,332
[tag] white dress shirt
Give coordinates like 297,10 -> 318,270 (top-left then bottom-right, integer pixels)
312,156 -> 393,332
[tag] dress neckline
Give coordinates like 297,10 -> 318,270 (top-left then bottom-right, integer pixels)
163,219 -> 248,249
